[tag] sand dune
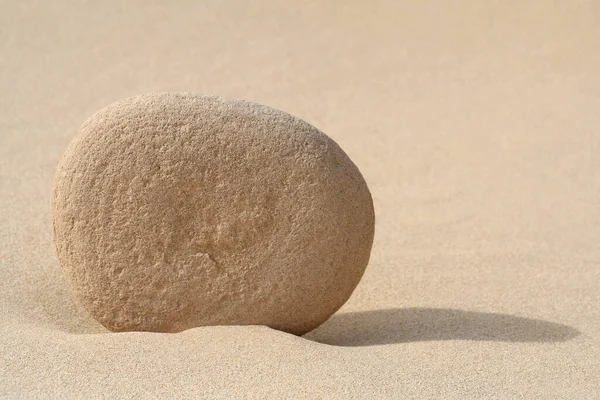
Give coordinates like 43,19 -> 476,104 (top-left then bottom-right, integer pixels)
2,1 -> 599,398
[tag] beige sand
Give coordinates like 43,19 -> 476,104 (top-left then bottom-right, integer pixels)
1,1 -> 599,398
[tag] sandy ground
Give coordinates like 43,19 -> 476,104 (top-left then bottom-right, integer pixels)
1,1 -> 599,398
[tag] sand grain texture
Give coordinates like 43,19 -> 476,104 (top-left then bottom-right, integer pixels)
1,1 -> 600,398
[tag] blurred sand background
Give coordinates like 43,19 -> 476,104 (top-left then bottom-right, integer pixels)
1,1 -> 599,398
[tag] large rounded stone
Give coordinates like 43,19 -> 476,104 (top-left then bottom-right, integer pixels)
52,93 -> 375,335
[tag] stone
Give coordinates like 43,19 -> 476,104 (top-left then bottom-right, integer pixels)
52,93 -> 375,335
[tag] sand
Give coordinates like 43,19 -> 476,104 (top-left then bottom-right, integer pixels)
1,1 -> 599,398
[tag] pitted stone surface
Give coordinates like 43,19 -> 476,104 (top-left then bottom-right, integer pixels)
52,93 -> 375,335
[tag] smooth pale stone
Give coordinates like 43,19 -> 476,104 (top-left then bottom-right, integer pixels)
52,93 -> 375,335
